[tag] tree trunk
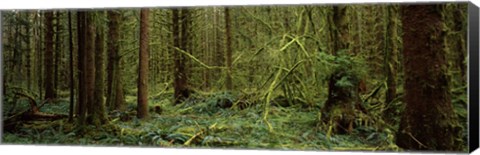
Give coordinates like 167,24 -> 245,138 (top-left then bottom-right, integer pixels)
26,12 -> 33,90
76,11 -> 87,127
180,8 -> 190,78
214,8 -> 224,83
321,5 -> 360,134
54,11 -> 61,98
396,4 -> 462,151
137,8 -> 150,119
93,11 -> 108,126
172,8 -> 190,105
68,11 -> 75,122
36,11 -> 44,101
85,12 -> 96,123
44,11 -> 55,100
451,5 -> 467,85
224,7 -> 233,90
384,6 -> 398,122
107,10 -> 125,111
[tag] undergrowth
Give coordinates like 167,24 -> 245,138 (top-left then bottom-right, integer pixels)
0,90 -> 418,152
2,79 -> 467,152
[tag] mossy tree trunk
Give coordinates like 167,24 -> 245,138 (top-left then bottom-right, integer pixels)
383,5 -> 400,123
76,11 -> 87,127
107,10 -> 126,111
172,8 -> 190,105
53,11 -> 61,98
68,11 -> 75,122
321,5 -> 362,134
395,4 -> 462,151
93,11 -> 108,126
85,12 -> 96,124
224,7 -> 233,90
43,11 -> 55,100
137,8 -> 150,119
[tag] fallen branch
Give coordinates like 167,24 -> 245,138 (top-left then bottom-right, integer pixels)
3,92 -> 68,132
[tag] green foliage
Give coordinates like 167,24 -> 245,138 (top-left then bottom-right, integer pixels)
1,4 -> 467,152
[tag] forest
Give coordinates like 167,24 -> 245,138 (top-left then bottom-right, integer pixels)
1,3 -> 469,152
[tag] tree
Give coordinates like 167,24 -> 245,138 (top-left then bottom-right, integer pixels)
224,7 -> 233,90
54,11 -> 62,97
137,8 -> 150,119
395,4 -> 462,151
172,8 -> 190,105
107,10 -> 126,111
68,11 -> 74,122
43,11 -> 55,100
321,5 -> 362,134
93,11 -> 108,125
383,5 -> 400,122
76,11 -> 87,127
85,12 -> 96,123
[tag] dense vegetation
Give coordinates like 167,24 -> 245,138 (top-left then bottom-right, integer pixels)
1,3 -> 468,152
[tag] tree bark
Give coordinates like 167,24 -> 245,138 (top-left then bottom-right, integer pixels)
76,11 -> 87,127
383,5 -> 400,123
107,10 -> 125,111
321,5 -> 361,134
26,12 -> 33,90
214,8 -> 224,83
172,8 -> 190,105
106,11 -> 116,110
54,11 -> 61,97
137,8 -> 150,119
44,11 -> 55,100
68,11 -> 75,122
225,7 -> 233,90
93,11 -> 108,126
396,4 -> 462,151
85,12 -> 96,124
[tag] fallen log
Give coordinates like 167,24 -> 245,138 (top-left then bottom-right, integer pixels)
3,92 -> 68,132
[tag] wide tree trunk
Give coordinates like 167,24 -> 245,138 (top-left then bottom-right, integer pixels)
85,12 -> 96,123
137,8 -> 150,119
172,8 -> 190,105
107,10 -> 125,111
44,11 -> 55,100
93,11 -> 108,125
395,4 -> 462,151
321,5 -> 361,134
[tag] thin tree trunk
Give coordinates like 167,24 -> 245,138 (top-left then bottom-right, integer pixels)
137,8 -> 150,119
215,8 -> 224,83
203,11 -> 210,90
68,11 -> 75,122
36,11 -> 44,101
54,11 -> 61,97
26,12 -> 33,90
76,11 -> 87,127
224,7 -> 233,90
396,4 -> 462,151
384,6 -> 397,105
44,11 -> 55,100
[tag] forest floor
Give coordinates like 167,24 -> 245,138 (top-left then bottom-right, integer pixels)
2,89 -> 468,152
